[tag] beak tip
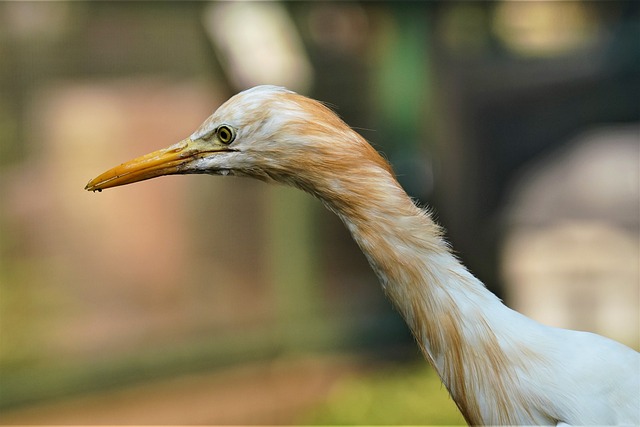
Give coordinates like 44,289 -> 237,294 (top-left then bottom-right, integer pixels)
84,180 -> 102,192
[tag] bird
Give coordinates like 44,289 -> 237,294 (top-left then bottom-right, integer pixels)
85,85 -> 640,425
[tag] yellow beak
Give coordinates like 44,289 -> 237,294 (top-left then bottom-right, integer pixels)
85,138 -> 222,192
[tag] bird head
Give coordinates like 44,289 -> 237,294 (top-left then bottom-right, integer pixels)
85,85 -> 395,207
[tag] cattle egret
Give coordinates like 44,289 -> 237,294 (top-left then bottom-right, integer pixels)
86,86 -> 640,425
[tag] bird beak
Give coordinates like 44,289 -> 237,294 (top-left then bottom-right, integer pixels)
85,138 -> 222,192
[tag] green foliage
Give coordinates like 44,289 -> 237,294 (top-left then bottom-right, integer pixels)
300,362 -> 466,425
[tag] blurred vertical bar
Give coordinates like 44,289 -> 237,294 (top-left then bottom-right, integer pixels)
267,186 -> 322,350
374,3 -> 433,201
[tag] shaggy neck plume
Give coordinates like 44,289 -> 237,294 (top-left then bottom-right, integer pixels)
306,129 -> 546,425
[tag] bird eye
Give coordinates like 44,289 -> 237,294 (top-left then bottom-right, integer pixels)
217,125 -> 235,144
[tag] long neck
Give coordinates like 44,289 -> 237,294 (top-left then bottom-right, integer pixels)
320,161 -> 543,424
265,96 -> 551,423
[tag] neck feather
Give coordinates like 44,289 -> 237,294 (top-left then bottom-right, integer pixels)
315,146 -> 547,424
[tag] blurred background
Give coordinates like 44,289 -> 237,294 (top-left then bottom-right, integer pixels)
0,1 -> 638,424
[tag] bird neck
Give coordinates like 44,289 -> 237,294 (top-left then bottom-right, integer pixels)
325,168 -> 537,424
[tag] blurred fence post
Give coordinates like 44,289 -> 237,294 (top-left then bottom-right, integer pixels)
267,186 -> 323,351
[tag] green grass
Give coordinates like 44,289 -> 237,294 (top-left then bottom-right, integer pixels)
300,362 -> 466,425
